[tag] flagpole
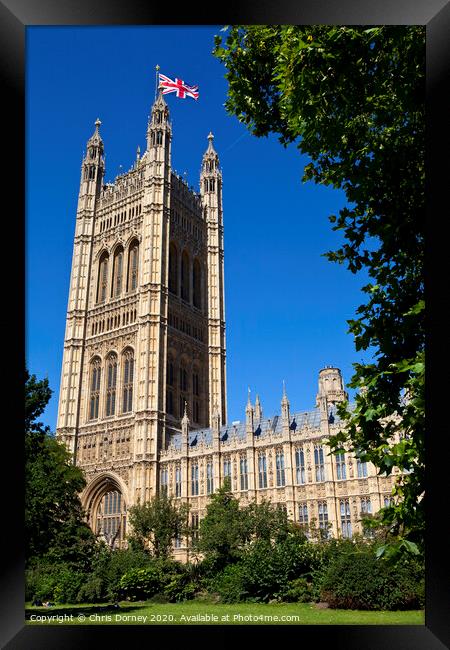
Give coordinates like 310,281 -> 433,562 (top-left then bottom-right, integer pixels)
155,64 -> 160,99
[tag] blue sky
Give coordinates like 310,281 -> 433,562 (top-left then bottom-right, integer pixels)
26,25 -> 373,430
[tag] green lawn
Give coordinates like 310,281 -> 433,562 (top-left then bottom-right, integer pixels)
25,601 -> 425,625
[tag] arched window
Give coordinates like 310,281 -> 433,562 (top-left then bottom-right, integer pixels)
128,241 -> 139,292
193,258 -> 201,309
181,251 -> 190,302
105,353 -> 117,416
122,348 -> 134,413
89,357 -> 102,420
97,252 -> 109,304
96,489 -> 126,547
168,243 -> 178,295
112,247 -> 124,298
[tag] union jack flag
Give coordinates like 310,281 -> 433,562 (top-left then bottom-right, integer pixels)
158,72 -> 199,100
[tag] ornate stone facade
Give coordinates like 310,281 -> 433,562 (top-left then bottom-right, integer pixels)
56,93 -> 396,554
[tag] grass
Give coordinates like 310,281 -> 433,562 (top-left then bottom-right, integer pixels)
25,601 -> 425,626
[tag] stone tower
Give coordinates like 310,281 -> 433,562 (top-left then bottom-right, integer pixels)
56,92 -> 227,545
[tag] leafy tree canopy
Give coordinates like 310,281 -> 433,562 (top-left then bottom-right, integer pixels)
25,370 -> 96,565
128,494 -> 190,559
213,25 -> 425,553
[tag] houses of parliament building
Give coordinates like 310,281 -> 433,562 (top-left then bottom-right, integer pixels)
56,91 -> 396,556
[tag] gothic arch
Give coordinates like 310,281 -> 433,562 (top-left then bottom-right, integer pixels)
111,245 -> 124,298
81,471 -> 129,544
97,250 -> 110,304
94,245 -> 110,262
127,239 -> 140,292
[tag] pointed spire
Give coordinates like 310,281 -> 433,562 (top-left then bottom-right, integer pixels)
281,380 -> 289,404
254,394 -> 263,422
207,131 -> 215,152
181,400 -> 190,427
246,386 -> 252,412
88,117 -> 103,146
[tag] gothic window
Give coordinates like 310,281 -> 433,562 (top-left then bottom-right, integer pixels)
206,461 -> 214,494
112,247 -> 124,298
191,513 -> 199,541
122,348 -> 134,413
298,503 -> 308,529
193,400 -> 200,423
295,448 -> 306,485
360,497 -> 372,515
181,251 -> 190,302
258,454 -> 268,488
191,464 -> 199,496
357,459 -> 368,478
151,131 -> 156,146
97,252 -> 109,304
193,371 -> 200,396
96,489 -> 126,547
240,456 -> 248,491
318,501 -> 329,538
166,390 -> 174,416
193,259 -> 202,309
179,366 -> 188,392
168,243 -> 178,295
105,353 -> 117,417
204,180 -> 208,193
210,178 -> 215,192
167,360 -> 175,387
89,357 -> 101,420
314,445 -> 326,482
156,131 -> 163,145
340,499 -> 352,538
335,453 -> 347,480
223,458 -> 232,480
276,450 -> 285,486
384,495 -> 394,507
175,466 -> 182,497
127,241 -> 139,292
160,468 -> 169,496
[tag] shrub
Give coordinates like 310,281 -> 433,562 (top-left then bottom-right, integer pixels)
210,563 -> 248,603
320,550 -> 424,610
163,572 -> 197,602
284,577 -> 314,603
119,566 -> 162,600
26,563 -> 87,603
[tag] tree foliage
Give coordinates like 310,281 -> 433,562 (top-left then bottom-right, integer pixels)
25,369 -> 95,565
128,494 -> 190,559
213,25 -> 425,552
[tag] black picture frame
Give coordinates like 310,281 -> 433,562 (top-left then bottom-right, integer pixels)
3,0 -> 449,647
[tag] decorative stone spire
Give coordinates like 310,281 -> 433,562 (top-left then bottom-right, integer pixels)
201,132 -> 220,177
80,118 -> 105,199
146,90 -> 170,151
212,403 -> 221,449
254,394 -> 263,422
181,401 -> 190,441
245,387 -> 254,436
281,380 -> 290,422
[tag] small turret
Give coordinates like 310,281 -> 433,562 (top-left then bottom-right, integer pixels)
146,91 -> 171,152
79,118 -> 105,200
316,367 -> 348,423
